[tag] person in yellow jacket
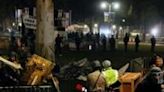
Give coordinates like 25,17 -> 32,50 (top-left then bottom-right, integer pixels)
102,60 -> 120,90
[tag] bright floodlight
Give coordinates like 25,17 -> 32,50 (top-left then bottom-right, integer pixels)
12,22 -> 16,26
119,26 -> 123,30
7,28 -> 12,32
99,24 -> 111,38
94,24 -> 98,27
84,25 -> 88,28
112,25 -> 116,30
151,27 -> 158,36
113,2 -> 120,10
122,19 -> 126,22
18,22 -> 22,27
101,2 -> 108,9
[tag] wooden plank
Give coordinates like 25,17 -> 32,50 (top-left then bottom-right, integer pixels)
0,56 -> 22,69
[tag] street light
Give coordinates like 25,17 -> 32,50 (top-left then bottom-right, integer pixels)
119,26 -> 123,30
100,2 -> 108,9
112,2 -> 120,10
93,23 -> 99,34
12,22 -> 16,27
94,23 -> 98,27
84,24 -> 88,28
100,1 -> 120,23
100,1 -> 120,38
112,25 -> 116,30
100,1 -> 120,11
122,19 -> 126,23
18,22 -> 22,27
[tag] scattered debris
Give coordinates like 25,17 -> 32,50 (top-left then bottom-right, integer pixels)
0,54 -> 60,92
59,58 -> 92,79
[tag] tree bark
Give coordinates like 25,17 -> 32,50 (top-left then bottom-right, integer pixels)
36,0 -> 57,61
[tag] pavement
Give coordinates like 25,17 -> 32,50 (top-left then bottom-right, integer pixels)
118,41 -> 164,46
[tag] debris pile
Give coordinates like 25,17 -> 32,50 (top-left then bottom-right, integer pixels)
59,58 -> 92,80
0,54 -> 60,92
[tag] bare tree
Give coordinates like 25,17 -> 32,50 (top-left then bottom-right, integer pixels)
36,0 -> 57,61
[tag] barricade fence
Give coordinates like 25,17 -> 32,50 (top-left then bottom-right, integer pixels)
0,85 -> 55,92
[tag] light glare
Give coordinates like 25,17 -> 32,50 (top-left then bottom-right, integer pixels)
18,23 -> 22,27
84,25 -> 88,28
122,19 -> 126,22
94,24 -> 98,27
113,2 -> 120,10
112,25 -> 116,30
101,2 -> 107,9
151,27 -> 158,36
119,26 -> 123,30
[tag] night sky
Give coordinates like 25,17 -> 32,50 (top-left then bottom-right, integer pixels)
0,0 -> 164,23
55,0 -> 129,22
0,0 -> 129,23
55,0 -> 102,22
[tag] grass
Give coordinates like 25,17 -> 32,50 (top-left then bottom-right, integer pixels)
56,43 -> 164,69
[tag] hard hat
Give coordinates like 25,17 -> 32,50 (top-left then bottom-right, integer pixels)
102,60 -> 111,68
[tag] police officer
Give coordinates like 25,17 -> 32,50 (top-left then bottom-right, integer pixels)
102,36 -> 107,51
135,35 -> 140,52
55,34 -> 63,56
109,35 -> 116,51
123,33 -> 129,52
151,36 -> 156,52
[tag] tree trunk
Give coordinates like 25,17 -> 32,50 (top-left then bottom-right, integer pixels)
36,0 -> 57,61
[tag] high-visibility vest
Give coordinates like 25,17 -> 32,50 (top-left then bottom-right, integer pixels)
102,67 -> 118,87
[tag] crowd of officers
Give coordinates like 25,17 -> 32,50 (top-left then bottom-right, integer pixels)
55,32 -> 157,57
123,33 -> 156,52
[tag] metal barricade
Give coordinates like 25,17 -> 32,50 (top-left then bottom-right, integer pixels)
0,85 -> 54,92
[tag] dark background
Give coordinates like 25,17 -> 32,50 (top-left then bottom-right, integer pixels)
0,0 -> 164,24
